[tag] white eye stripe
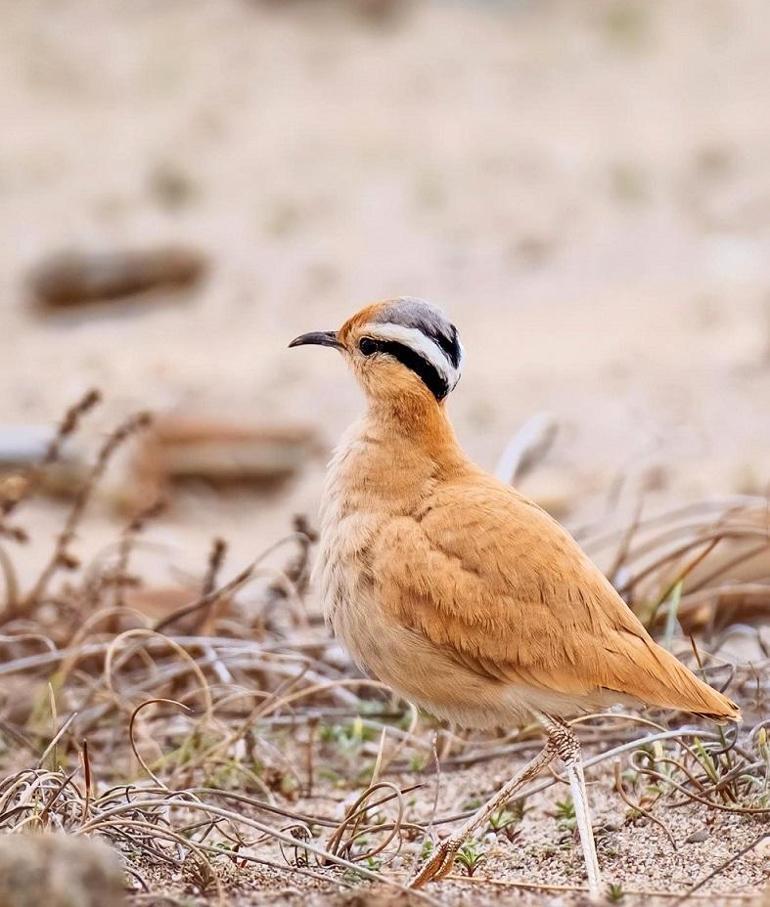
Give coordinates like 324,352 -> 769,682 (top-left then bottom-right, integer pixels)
361,321 -> 462,388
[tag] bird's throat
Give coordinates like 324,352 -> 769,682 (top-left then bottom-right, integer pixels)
365,393 -> 461,463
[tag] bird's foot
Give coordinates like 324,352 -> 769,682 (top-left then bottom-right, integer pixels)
409,838 -> 461,888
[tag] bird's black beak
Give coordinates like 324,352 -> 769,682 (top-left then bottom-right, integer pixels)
288,330 -> 342,350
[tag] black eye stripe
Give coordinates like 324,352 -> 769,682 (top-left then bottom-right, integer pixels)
359,338 -> 449,400
362,325 -> 461,369
425,325 -> 461,368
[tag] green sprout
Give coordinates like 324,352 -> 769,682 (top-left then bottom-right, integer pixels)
554,796 -> 576,830
455,840 -> 487,877
488,806 -> 523,842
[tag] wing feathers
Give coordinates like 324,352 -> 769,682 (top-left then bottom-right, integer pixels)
373,474 -> 740,721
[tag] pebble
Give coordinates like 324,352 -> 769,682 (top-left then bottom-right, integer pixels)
0,834 -> 125,907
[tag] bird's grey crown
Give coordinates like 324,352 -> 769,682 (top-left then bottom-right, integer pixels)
372,297 -> 452,335
371,297 -> 463,369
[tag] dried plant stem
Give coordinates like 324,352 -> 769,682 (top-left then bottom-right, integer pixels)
23,410 -> 151,610
0,389 -> 101,527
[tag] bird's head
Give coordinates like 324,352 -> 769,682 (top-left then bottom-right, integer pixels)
289,297 -> 464,405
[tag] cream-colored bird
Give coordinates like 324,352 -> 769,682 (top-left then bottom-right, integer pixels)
289,298 -> 740,900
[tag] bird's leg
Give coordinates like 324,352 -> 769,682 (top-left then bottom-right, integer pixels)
409,740 -> 556,889
537,712 -> 603,902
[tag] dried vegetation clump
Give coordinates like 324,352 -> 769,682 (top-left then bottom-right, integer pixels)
0,393 -> 769,905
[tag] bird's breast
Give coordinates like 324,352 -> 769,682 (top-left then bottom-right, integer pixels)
316,455 -> 380,638
316,423 -> 431,666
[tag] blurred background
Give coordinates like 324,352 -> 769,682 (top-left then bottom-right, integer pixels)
3,0 -> 770,578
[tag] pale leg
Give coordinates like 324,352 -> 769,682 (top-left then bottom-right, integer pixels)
409,741 -> 556,888
565,756 -> 602,901
536,712 -> 603,902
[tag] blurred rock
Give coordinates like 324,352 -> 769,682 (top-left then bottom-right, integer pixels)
0,834 -> 125,907
0,414 -> 322,513
147,161 -> 198,211
684,828 -> 709,844
353,0 -> 405,23
127,415 -> 323,511
511,234 -> 555,268
253,0 -> 407,24
28,245 -> 207,308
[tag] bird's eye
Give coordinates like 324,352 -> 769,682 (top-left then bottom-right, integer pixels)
359,338 -> 378,356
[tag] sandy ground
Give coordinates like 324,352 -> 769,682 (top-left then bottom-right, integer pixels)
122,741 -> 770,906
1,0 -> 770,903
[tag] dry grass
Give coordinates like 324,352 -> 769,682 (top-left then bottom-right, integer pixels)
0,394 -> 769,905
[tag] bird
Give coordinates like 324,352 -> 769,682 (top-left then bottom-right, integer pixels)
289,297 -> 741,900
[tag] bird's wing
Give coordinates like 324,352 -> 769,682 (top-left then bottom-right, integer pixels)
372,472 -> 738,719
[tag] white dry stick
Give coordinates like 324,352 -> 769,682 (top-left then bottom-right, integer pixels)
495,412 -> 558,486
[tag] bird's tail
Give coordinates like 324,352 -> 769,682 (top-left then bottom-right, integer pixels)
624,638 -> 741,722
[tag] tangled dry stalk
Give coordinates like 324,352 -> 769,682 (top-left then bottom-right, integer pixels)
0,393 -> 768,905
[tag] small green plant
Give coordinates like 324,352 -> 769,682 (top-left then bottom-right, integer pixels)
554,796 -> 576,830
341,854 -> 382,884
488,806 -> 514,830
317,766 -> 342,785
692,737 -> 720,785
607,882 -> 625,903
455,840 -> 487,877
319,716 -> 379,761
409,753 -> 428,772
488,806 -> 522,843
420,838 -> 434,860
